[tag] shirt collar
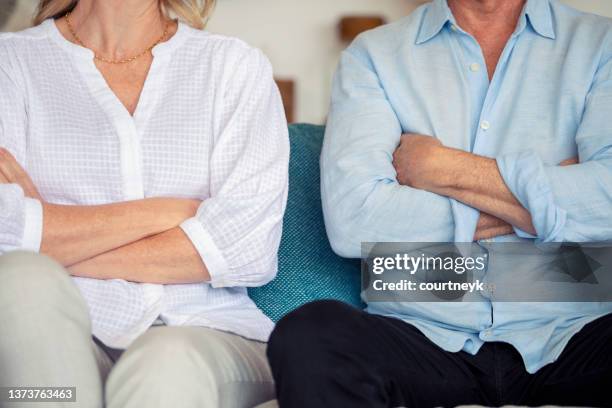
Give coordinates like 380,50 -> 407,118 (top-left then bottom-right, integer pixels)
416,0 -> 454,45
524,0 -> 556,39
415,0 -> 555,45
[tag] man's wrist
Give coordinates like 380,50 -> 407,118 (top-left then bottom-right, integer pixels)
427,148 -> 500,197
422,146 -> 462,193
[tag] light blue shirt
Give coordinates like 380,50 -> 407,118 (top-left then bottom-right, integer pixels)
321,0 -> 612,373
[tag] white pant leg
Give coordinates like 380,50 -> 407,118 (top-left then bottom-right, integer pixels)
105,326 -> 275,408
0,251 -> 111,408
253,400 -> 279,408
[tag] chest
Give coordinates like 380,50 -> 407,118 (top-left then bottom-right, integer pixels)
25,56 -> 217,204
376,32 -> 592,163
476,34 -> 511,80
95,57 -> 152,116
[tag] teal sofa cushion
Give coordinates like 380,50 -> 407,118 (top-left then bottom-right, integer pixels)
248,124 -> 363,322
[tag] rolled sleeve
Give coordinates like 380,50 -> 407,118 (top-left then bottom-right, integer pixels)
180,217 -> 231,288
321,41 -> 456,258
0,50 -> 40,254
21,197 -> 43,252
497,49 -> 612,243
0,186 -> 43,254
182,47 -> 289,288
497,150 -> 567,242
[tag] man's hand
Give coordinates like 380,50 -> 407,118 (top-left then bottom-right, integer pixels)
559,157 -> 579,166
472,156 -> 578,240
392,135 -> 581,241
393,134 -> 516,241
392,134 -> 447,190
0,147 -> 42,200
474,212 -> 514,241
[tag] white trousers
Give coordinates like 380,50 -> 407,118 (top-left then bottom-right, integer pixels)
0,252 -> 275,408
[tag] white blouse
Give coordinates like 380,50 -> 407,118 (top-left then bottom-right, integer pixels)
0,20 -> 289,347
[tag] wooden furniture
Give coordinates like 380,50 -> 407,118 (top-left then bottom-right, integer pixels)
275,78 -> 295,124
338,16 -> 387,43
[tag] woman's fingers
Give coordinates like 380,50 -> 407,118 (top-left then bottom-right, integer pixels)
0,147 -> 17,181
0,147 -> 42,199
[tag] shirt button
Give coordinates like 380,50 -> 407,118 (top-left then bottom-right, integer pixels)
469,63 -> 480,72
480,120 -> 491,131
451,24 -> 458,31
483,329 -> 493,337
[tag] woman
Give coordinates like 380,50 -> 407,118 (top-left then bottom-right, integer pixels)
0,0 -> 288,406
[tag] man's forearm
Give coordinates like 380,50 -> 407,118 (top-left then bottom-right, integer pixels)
474,212 -> 515,241
41,198 -> 200,266
68,227 -> 210,284
426,147 -> 536,234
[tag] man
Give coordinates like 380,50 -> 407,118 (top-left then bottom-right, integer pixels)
267,0 -> 612,407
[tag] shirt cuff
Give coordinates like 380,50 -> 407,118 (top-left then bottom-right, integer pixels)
512,227 -> 537,239
22,197 -> 43,252
180,217 -> 231,288
496,150 -> 566,242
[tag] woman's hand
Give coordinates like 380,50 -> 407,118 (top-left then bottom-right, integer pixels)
0,148 -> 204,267
41,197 -> 202,266
0,147 -> 42,200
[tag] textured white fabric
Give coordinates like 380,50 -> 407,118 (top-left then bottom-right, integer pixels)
0,19 -> 289,347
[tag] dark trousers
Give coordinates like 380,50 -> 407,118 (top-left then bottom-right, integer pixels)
267,300 -> 612,408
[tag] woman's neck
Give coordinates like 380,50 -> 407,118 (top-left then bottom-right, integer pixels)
60,0 -> 170,60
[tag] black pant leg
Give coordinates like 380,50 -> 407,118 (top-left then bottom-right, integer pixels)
267,300 -> 496,408
521,312 -> 612,407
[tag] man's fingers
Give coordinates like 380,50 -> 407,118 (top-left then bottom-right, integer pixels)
559,157 -> 579,166
474,212 -> 514,241
392,149 -> 400,165
477,212 -> 510,229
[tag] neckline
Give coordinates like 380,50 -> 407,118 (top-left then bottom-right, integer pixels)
45,18 -> 189,61
43,17 -> 188,135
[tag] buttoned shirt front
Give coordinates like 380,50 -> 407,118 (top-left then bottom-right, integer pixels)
321,0 -> 612,373
0,20 -> 289,348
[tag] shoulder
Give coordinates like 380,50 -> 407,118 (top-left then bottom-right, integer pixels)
550,1 -> 612,67
551,0 -> 612,27
180,25 -> 271,72
0,20 -> 53,70
551,1 -> 612,42
0,20 -> 51,49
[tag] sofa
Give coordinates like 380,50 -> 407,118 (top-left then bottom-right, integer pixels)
248,124 -> 571,408
248,123 -> 363,321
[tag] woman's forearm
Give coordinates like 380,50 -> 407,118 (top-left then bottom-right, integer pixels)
40,198 -> 200,266
68,227 -> 210,284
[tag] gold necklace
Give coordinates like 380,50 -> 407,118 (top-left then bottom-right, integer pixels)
64,12 -> 170,64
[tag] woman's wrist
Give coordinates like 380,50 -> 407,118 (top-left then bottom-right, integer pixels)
146,197 -> 201,233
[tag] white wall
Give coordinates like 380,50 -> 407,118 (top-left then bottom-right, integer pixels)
207,0 -> 426,123
207,0 -> 612,124
562,0 -> 612,17
4,0 -> 612,123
